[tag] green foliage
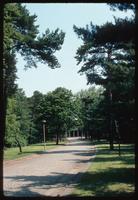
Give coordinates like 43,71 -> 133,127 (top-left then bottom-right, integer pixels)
73,19 -> 135,86
43,87 -> 74,144
4,3 -> 38,51
27,86 -> 107,144
3,3 -> 65,106
3,3 -> 65,150
73,8 -> 135,143
14,89 -> 31,144
27,91 -> 44,143
27,87 -> 76,144
5,89 -> 31,150
28,28 -> 65,69
3,51 -> 17,98
75,86 -> 105,139
4,3 -> 65,69
5,98 -> 20,147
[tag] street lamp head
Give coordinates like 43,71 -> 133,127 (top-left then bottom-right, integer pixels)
42,120 -> 46,123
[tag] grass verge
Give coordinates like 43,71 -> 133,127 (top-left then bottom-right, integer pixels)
4,141 -> 66,160
72,140 -> 135,197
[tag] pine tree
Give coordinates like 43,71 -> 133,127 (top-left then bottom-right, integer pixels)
73,5 -> 135,148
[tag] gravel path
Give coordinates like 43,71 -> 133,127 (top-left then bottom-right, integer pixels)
3,137 -> 96,197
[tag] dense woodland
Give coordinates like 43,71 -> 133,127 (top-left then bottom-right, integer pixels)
2,3 -> 135,152
5,86 -> 105,150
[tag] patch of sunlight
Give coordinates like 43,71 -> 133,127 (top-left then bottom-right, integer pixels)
105,183 -> 135,193
74,188 -> 95,196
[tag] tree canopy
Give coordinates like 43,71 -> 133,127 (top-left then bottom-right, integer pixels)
5,89 -> 31,152
5,86 -> 106,150
3,3 -> 65,101
4,3 -> 65,69
73,4 -> 135,148
42,87 -> 74,144
108,3 -> 135,12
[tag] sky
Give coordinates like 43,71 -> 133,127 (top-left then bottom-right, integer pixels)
16,3 -> 133,97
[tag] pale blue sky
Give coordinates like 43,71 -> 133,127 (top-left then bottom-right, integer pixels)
16,3 -> 133,97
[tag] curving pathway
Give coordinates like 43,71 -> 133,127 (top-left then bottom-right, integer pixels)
3,137 -> 96,197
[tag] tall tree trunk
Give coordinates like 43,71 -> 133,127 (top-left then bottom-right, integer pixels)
85,131 -> 87,139
56,132 -> 59,145
0,70 -> 5,195
56,125 -> 60,145
0,28 -> 8,194
28,126 -> 32,144
1,93 -> 8,194
109,122 -> 114,150
15,138 -> 22,153
109,89 -> 114,150
107,48 -> 114,150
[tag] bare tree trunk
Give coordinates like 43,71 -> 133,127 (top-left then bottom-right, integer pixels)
85,131 -> 88,139
107,48 -> 114,150
56,125 -> 60,145
0,69 -> 5,195
109,122 -> 114,150
15,138 -> 22,153
109,89 -> 114,150
0,52 -> 7,194
56,132 -> 59,145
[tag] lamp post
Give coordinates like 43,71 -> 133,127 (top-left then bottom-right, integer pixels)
42,120 -> 46,151
74,117 -> 78,137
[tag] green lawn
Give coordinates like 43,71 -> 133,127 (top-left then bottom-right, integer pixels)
72,140 -> 135,197
4,141 -> 66,160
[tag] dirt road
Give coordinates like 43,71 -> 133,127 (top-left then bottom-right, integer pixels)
3,137 -> 96,197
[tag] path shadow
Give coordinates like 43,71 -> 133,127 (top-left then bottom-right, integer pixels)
74,150 -> 96,157
18,151 -> 45,155
63,158 -> 94,164
20,149 -> 84,155
93,147 -> 135,165
4,172 -> 82,197
4,166 -> 135,197
26,149 -> 95,155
